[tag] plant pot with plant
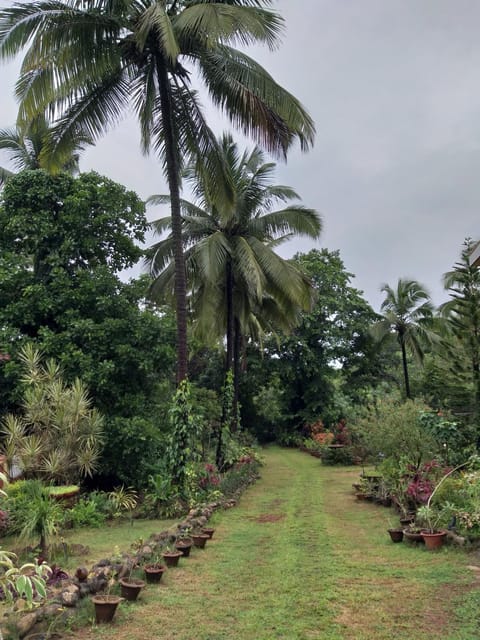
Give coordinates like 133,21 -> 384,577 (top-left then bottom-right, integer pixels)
201,527 -> 215,539
174,528 -> 193,557
162,545 -> 183,567
91,577 -> 123,623
91,594 -> 123,624
414,461 -> 468,550
402,525 -> 425,543
191,531 -> 209,549
387,526 -> 404,543
416,505 -> 450,550
144,561 -> 166,583
118,562 -> 145,602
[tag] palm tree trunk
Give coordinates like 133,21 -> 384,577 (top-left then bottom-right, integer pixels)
225,260 -> 234,371
232,317 -> 241,432
400,335 -> 411,399
157,65 -> 188,384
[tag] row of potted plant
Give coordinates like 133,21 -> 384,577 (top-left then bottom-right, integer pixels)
91,526 -> 216,623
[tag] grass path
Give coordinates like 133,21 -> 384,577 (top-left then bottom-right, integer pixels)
71,448 -> 480,640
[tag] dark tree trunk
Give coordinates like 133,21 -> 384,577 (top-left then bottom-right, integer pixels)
232,317 -> 241,432
157,65 -> 188,384
225,260 -> 234,371
399,334 -> 411,399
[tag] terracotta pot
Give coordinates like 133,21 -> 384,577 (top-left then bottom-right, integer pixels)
192,534 -> 209,549
201,527 -> 215,539
421,530 -> 447,550
175,539 -> 193,557
162,551 -> 183,567
119,578 -> 145,601
144,564 -> 166,583
91,595 -> 122,623
387,528 -> 404,543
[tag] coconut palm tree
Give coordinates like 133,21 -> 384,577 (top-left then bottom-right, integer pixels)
372,278 -> 435,399
0,0 -> 315,383
0,113 -> 93,187
146,134 -> 322,407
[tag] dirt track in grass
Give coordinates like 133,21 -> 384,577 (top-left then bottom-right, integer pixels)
69,448 -> 480,640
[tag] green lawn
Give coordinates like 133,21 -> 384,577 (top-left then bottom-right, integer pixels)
67,448 -> 480,640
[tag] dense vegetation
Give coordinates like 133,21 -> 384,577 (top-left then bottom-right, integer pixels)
0,9 -> 479,634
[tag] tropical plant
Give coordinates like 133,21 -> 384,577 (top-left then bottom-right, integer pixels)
415,504 -> 452,534
0,0 -> 315,382
165,379 -> 200,492
371,278 -> 436,398
355,397 -> 438,469
0,550 -> 51,610
147,134 -> 321,402
0,112 -> 92,186
5,479 -> 63,558
107,486 -> 138,519
0,345 -> 104,484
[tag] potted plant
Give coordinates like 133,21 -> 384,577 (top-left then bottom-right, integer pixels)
416,505 -> 451,550
91,577 -> 123,623
414,460 -> 469,550
175,531 -> 193,558
143,549 -> 166,583
162,544 -> 183,567
402,524 -> 425,543
386,519 -> 404,543
201,526 -> 215,539
191,530 -> 209,549
144,561 -> 166,584
118,562 -> 145,602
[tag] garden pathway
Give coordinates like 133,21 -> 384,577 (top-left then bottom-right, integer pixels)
71,447 -> 480,640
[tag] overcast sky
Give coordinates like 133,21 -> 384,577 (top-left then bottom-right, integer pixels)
0,0 -> 478,312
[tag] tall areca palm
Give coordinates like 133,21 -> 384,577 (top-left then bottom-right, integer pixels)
0,1 -> 315,383
372,278 -> 435,399
146,134 -> 322,398
0,113 -> 93,186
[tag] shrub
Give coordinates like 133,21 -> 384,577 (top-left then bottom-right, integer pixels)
354,397 -> 438,467
219,454 -> 262,497
320,445 -> 356,466
1,346 -> 104,484
65,497 -> 106,529
4,479 -> 63,556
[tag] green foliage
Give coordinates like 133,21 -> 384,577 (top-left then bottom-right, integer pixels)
240,249 -> 383,441
0,0 -> 316,382
0,170 -> 176,485
355,397 -> 438,467
100,415 -> 167,488
218,456 -> 262,498
372,278 -> 436,399
1,170 -> 146,274
320,446 -> 356,466
440,238 -> 480,415
107,486 -> 138,518
147,135 -> 321,366
141,472 -> 183,518
0,553 -> 51,609
5,479 -> 63,556
418,410 -> 475,465
65,497 -> 106,529
1,346 -> 104,484
165,380 -> 200,492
